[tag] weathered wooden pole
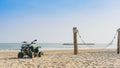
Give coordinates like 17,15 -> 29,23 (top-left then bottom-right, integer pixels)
73,27 -> 78,55
117,28 -> 120,54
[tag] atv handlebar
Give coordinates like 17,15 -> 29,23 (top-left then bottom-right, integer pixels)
30,39 -> 37,44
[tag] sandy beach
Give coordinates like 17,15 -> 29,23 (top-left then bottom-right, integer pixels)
0,49 -> 120,68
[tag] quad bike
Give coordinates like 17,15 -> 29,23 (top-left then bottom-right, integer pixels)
18,40 -> 44,58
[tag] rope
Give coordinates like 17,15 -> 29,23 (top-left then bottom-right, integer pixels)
105,31 -> 117,48
78,31 -> 86,44
77,30 -> 93,49
77,30 -> 117,49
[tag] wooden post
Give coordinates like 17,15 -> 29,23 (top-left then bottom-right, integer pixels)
73,27 -> 78,55
117,28 -> 120,54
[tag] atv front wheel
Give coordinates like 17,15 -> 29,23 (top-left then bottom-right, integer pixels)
28,51 -> 32,58
18,52 -> 23,58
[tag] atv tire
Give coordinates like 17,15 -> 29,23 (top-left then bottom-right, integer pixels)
38,52 -> 44,57
28,51 -> 32,58
34,53 -> 37,57
18,52 -> 23,58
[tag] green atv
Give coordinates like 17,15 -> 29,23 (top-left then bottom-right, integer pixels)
18,40 -> 44,58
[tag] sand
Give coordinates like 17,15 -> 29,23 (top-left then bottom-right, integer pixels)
0,49 -> 120,68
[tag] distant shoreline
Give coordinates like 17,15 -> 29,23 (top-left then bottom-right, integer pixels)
63,43 -> 95,45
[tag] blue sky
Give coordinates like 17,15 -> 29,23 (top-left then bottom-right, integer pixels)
0,0 -> 120,43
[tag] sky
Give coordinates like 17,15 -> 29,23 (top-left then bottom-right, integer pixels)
0,0 -> 120,43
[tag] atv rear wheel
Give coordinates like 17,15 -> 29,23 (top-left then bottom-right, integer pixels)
38,52 -> 44,57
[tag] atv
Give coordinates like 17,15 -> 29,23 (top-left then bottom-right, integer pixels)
18,40 -> 44,58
